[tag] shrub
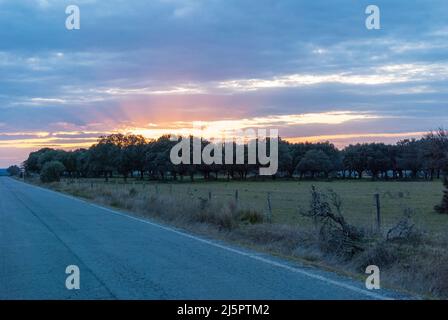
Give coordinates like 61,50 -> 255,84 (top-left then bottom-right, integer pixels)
352,241 -> 397,271
386,208 -> 423,244
40,161 -> 65,183
238,209 -> 264,224
191,202 -> 238,231
129,187 -> 138,197
300,186 -> 364,259
435,177 -> 448,214
213,207 -> 236,231
7,165 -> 21,176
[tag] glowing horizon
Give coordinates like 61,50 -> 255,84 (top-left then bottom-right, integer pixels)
0,109 -> 427,167
1,1 -> 448,167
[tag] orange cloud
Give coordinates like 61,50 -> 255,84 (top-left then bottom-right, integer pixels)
285,132 -> 426,148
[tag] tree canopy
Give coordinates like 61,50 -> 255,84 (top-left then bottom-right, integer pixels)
22,129 -> 448,181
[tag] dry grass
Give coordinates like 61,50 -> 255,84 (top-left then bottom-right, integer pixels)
37,178 -> 448,299
46,178 -> 448,232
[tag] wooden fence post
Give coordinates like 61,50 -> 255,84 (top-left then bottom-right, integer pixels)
235,190 -> 239,206
267,192 -> 273,223
375,193 -> 381,232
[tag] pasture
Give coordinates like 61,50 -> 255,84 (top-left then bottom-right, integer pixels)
56,178 -> 448,233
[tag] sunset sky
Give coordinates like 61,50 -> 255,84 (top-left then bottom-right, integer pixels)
1,0 -> 448,167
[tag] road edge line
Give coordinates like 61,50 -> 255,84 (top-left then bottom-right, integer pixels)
10,178 -> 395,300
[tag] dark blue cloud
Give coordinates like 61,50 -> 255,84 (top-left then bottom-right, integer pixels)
0,0 -> 448,166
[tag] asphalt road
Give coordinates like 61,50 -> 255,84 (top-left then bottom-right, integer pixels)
0,177 -> 405,300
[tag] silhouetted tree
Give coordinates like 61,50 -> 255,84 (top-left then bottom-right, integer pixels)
40,161 -> 65,183
7,165 -> 21,176
343,144 -> 368,179
397,139 -> 423,179
297,149 -> 332,178
21,129 -> 448,183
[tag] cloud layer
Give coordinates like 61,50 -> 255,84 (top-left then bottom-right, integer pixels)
0,0 -> 447,166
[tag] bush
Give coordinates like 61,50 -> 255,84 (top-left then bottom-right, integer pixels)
7,165 -> 21,176
352,241 -> 397,271
238,209 -> 264,224
386,208 -> 423,244
435,177 -> 448,214
190,202 -> 238,231
40,161 -> 65,183
300,186 -> 364,259
129,187 -> 138,197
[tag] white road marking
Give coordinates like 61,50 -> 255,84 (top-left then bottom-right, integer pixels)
9,178 -> 394,300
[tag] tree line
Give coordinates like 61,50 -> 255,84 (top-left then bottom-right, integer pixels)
19,129 -> 448,182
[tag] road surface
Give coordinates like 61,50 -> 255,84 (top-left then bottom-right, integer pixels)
0,177 -> 405,299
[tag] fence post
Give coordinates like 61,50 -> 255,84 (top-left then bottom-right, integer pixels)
375,193 -> 381,232
267,192 -> 273,223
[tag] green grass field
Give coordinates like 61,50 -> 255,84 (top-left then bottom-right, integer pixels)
61,178 -> 448,233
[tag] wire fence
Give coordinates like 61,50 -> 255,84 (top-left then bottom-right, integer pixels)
59,178 -> 442,232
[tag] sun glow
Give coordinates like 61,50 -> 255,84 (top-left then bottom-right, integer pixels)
128,111 -> 380,140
